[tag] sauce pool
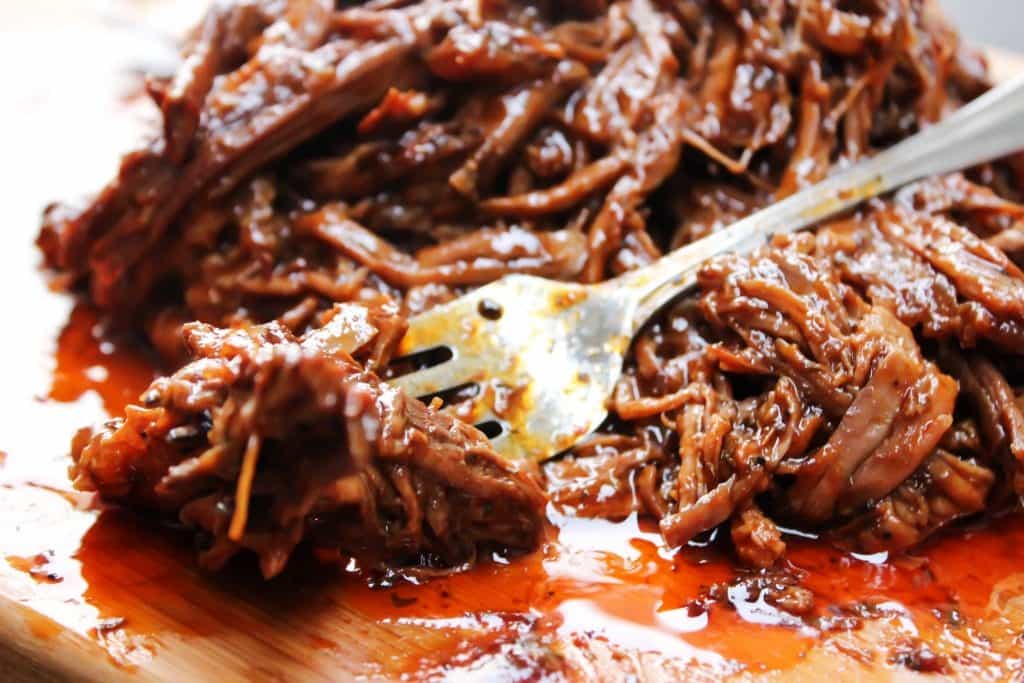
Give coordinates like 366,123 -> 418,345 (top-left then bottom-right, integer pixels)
0,301 -> 1022,679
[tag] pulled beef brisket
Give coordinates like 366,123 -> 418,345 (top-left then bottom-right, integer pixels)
836,449 -> 994,554
39,0 -> 1024,575
700,239 -> 958,524
815,180 -> 1024,351
40,0 -> 989,327
71,304 -> 545,577
937,348 -> 1024,497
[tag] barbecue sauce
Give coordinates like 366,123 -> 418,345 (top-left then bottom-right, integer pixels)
0,301 -> 1022,678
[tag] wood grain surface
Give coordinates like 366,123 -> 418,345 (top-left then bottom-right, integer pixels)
1,3 -> 1023,681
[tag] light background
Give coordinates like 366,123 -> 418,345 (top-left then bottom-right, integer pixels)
941,0 -> 1022,51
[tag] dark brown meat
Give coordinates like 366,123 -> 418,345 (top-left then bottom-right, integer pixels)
836,450 -> 994,553
938,348 -> 1024,496
657,376 -> 807,547
299,206 -> 587,287
815,176 -> 1024,351
731,505 -> 786,569
40,0 -> 1024,572
696,239 -> 957,526
425,21 -> 566,85
70,304 -> 545,578
448,61 -> 588,200
556,223 -> 1006,556
42,36 -> 423,313
40,0 -> 984,328
154,0 -> 337,163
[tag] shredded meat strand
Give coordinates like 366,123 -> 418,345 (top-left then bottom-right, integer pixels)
71,304 -> 545,578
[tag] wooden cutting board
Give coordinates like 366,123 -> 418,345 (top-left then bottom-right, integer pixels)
2,4 -> 1024,681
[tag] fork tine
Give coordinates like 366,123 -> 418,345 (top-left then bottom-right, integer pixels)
463,408 -> 502,428
396,304 -> 469,358
490,432 -> 526,461
388,356 -> 487,399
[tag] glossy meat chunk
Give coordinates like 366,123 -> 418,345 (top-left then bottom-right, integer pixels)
816,178 -> 1024,351
71,304 -> 545,577
701,241 -> 958,523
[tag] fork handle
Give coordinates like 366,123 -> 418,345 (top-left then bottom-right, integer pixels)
609,74 -> 1024,333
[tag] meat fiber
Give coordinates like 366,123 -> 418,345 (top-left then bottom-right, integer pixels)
71,304 -> 545,578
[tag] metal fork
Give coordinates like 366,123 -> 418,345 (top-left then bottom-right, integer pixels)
390,75 -> 1024,462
